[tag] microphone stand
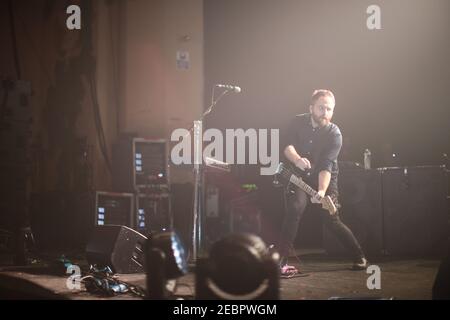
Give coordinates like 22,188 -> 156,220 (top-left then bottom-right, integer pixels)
190,86 -> 234,264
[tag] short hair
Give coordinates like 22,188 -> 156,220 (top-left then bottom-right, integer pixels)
311,89 -> 335,105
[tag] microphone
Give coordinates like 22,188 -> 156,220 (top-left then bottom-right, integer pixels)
215,84 -> 242,93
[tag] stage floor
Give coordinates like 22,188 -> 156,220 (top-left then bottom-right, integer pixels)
0,250 -> 440,300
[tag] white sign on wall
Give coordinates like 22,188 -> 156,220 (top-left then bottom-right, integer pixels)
176,51 -> 190,70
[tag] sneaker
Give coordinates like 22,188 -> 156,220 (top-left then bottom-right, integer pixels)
352,257 -> 369,270
280,264 -> 299,277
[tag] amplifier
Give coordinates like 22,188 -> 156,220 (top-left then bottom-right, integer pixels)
112,137 -> 169,192
382,165 -> 449,256
135,193 -> 171,235
323,165 -> 449,257
323,168 -> 383,257
95,191 -> 134,227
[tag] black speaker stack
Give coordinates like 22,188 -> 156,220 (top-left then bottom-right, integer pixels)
93,137 -> 172,236
323,165 -> 449,257
86,138 -> 177,273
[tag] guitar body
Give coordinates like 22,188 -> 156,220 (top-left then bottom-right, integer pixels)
320,195 -> 338,215
274,162 -> 338,215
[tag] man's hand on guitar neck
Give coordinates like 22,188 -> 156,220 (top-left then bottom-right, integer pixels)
311,189 -> 325,204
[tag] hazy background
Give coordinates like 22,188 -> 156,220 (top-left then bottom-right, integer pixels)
204,0 -> 450,167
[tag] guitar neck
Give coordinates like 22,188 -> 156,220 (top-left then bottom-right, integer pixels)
289,174 -> 318,198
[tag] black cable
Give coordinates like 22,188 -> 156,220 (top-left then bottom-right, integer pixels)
93,91 -> 111,172
7,0 -> 21,79
81,271 -> 146,298
79,0 -> 112,175
88,72 -> 113,174
108,1 -> 121,135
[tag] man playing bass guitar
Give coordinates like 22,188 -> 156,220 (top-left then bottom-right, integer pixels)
276,89 -> 368,277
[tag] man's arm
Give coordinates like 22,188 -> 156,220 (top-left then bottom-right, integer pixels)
311,132 -> 342,203
317,170 -> 331,194
283,117 -> 311,171
311,168 -> 332,203
284,145 -> 311,170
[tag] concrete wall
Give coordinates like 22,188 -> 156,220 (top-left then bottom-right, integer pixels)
119,0 -> 204,183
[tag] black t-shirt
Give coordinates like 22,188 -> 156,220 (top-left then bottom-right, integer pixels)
284,113 -> 342,191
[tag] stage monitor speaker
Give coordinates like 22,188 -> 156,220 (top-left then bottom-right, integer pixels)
323,168 -> 384,257
86,225 -> 147,274
382,166 -> 449,256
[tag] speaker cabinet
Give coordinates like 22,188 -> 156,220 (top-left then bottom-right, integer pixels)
112,137 -> 168,193
323,169 -> 384,257
86,225 -> 147,274
135,193 -> 171,236
94,191 -> 134,227
382,166 -> 449,256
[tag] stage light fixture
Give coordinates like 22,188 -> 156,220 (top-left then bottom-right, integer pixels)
196,233 -> 279,300
146,231 -> 188,299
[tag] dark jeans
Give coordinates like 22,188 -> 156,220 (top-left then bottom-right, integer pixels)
277,187 -> 365,264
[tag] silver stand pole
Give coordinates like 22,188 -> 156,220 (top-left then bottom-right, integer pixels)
189,87 -> 233,263
191,120 -> 202,262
